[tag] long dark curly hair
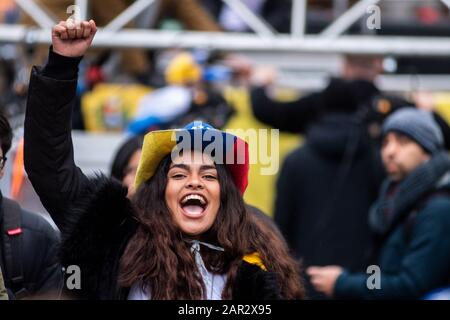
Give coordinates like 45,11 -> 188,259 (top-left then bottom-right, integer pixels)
119,155 -> 304,299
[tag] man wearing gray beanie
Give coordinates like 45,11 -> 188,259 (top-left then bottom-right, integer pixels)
307,108 -> 450,299
382,108 -> 444,155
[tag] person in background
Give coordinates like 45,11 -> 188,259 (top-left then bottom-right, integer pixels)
308,108 -> 450,299
249,54 -> 450,298
275,106 -> 382,299
127,51 -> 235,134
110,135 -> 144,198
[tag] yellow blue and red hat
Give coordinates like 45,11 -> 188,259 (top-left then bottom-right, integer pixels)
134,121 -> 249,194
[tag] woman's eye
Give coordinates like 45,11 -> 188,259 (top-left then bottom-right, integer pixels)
203,175 -> 217,180
172,174 -> 186,179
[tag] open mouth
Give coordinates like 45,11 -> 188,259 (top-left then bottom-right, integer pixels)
180,194 -> 208,218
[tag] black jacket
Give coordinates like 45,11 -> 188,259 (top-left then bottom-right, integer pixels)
24,51 -> 283,300
274,113 -> 384,298
0,193 -> 62,299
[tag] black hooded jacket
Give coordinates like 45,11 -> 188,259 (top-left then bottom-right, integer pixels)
274,113 -> 384,298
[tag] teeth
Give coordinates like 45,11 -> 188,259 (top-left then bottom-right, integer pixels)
181,194 -> 206,205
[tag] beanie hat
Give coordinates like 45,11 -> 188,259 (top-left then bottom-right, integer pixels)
382,108 -> 443,154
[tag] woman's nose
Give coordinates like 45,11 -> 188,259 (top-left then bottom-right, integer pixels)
186,175 -> 204,189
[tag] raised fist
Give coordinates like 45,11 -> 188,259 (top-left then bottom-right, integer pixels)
52,19 -> 97,58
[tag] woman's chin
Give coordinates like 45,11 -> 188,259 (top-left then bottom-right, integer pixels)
180,225 -> 207,237
177,215 -> 212,236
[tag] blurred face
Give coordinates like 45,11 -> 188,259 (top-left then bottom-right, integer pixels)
381,132 -> 430,181
342,56 -> 383,81
165,151 -> 221,236
123,149 -> 142,198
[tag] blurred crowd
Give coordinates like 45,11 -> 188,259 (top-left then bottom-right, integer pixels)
2,0 -> 450,127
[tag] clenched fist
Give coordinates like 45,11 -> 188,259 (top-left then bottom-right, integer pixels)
52,19 -> 97,58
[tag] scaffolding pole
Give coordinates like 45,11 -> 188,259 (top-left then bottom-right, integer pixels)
3,24 -> 450,56
75,0 -> 88,22
103,0 -> 155,32
320,0 -> 380,38
291,0 -> 307,38
6,0 -> 450,57
441,0 -> 450,9
15,0 -> 55,28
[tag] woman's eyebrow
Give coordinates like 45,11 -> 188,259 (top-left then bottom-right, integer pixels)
169,163 -> 216,172
199,165 -> 217,172
169,163 -> 190,171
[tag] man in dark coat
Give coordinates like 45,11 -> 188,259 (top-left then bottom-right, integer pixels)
0,113 -> 62,299
275,111 -> 384,298
308,108 -> 450,299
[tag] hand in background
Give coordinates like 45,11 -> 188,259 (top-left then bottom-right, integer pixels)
307,265 -> 344,297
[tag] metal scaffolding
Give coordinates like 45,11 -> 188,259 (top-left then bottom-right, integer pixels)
1,0 -> 450,56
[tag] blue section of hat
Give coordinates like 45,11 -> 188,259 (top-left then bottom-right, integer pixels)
183,121 -> 215,130
176,121 -> 237,162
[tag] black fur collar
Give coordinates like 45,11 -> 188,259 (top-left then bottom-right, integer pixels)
59,175 -> 136,299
